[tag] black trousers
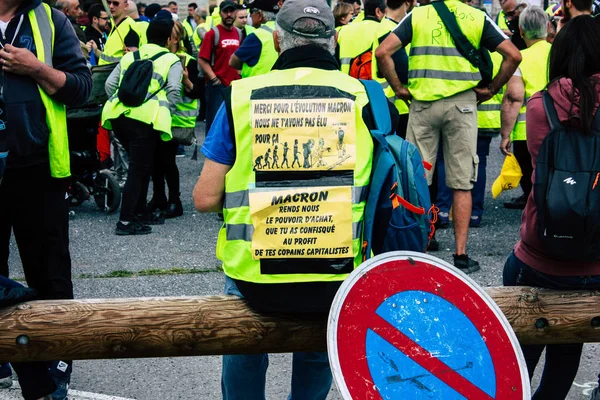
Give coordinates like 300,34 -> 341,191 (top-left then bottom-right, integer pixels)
151,139 -> 180,204
0,162 -> 72,400
112,117 -> 160,222
513,140 -> 533,198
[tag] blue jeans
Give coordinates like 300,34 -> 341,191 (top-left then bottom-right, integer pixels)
205,83 -> 225,136
436,135 -> 492,217
221,277 -> 332,400
503,252 -> 600,400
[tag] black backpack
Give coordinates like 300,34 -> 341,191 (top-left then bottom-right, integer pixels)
534,90 -> 600,261
118,51 -> 169,107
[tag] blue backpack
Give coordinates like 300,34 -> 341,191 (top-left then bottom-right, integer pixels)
360,80 -> 434,259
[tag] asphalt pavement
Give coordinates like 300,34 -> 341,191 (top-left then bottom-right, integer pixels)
1,130 -> 599,400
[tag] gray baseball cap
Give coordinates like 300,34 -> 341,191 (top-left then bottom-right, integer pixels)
276,0 -> 335,38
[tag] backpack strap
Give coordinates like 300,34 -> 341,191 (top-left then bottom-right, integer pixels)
542,90 -> 561,131
148,51 -> 168,62
211,26 -> 219,66
360,79 -> 394,259
133,50 -> 141,61
593,102 -> 600,135
360,79 -> 392,138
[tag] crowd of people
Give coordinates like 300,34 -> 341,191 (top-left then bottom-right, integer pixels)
0,0 -> 599,398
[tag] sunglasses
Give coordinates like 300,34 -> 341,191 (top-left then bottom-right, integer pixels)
109,1 -> 120,6
504,3 -> 525,18
99,16 -> 110,20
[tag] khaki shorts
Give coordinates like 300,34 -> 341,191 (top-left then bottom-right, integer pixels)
406,90 -> 479,190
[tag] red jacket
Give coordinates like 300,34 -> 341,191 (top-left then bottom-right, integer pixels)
514,74 -> 600,276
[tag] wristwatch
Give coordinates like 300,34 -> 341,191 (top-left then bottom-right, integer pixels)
487,83 -> 498,95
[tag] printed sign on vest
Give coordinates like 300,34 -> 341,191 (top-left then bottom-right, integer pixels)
249,186 -> 353,259
250,98 -> 356,171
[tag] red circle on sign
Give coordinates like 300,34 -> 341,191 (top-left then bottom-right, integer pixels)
328,252 -> 529,399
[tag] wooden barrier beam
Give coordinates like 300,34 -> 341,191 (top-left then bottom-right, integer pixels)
1,287 -> 600,362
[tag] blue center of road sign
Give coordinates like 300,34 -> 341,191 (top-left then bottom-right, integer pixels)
365,290 -> 496,399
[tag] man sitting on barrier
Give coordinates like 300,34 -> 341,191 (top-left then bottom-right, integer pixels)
193,0 -> 398,397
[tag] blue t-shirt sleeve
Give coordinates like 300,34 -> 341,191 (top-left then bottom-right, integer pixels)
201,104 -> 236,165
233,33 -> 263,67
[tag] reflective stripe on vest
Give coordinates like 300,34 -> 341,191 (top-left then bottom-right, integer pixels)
477,51 -> 503,130
101,43 -> 180,140
220,68 -> 374,284
172,53 -> 199,128
371,18 -> 409,115
337,19 -> 380,75
510,40 -> 551,141
240,24 -> 278,78
29,4 -> 70,178
408,1 -> 485,101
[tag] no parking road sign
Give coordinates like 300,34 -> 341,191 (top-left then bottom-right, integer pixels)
328,252 -> 529,399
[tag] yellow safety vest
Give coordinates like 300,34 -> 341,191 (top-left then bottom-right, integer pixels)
172,53 -> 199,128
220,68 -> 374,284
29,3 -> 70,178
496,10 -> 508,31
99,17 -> 146,65
408,1 -> 485,101
211,7 -> 221,26
511,40 -> 551,141
372,17 -> 409,115
192,21 -> 208,48
240,24 -> 277,78
353,11 -> 365,23
101,43 -> 181,140
477,51 -> 503,130
338,18 -> 380,75
183,18 -> 194,38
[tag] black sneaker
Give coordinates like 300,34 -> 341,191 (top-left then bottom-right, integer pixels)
115,221 -> 152,235
503,194 -> 527,209
136,211 -> 165,225
164,201 -> 183,219
453,254 -> 481,274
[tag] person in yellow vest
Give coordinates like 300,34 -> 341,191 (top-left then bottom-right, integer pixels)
0,0 -> 92,398
500,0 -> 528,49
435,52 -> 504,228
103,18 -> 183,234
99,0 -> 147,65
334,2 -> 354,30
376,0 -> 521,273
337,0 -> 386,78
500,6 -> 551,209
192,6 -> 210,50
371,0 -> 416,137
193,0 -> 398,397
495,9 -> 511,36
149,20 -> 201,218
229,0 -> 278,78
183,1 -> 197,35
233,4 -> 253,41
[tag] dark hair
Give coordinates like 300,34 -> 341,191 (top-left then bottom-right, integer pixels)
82,1 -> 96,13
343,0 -> 361,6
570,0 -> 593,12
386,0 -> 407,10
168,1 -> 177,5
364,0 -> 386,17
87,3 -> 105,20
549,15 -> 600,135
188,2 -> 197,8
146,18 -> 174,47
209,4 -> 217,13
137,2 -> 147,12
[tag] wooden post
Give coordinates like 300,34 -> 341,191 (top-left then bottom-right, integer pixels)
1,287 -> 600,362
